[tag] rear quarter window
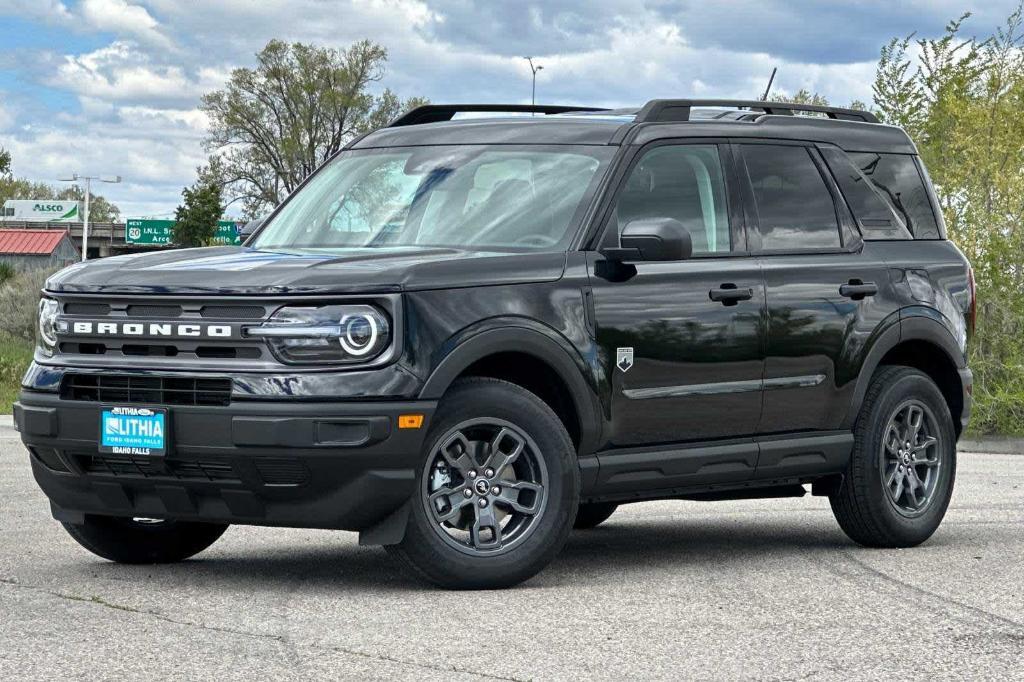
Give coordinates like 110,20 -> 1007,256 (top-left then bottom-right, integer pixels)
846,152 -> 941,239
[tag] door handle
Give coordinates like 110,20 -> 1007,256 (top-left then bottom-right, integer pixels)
709,283 -> 754,306
839,280 -> 878,300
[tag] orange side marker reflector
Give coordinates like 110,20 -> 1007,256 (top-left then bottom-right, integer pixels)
398,414 -> 424,429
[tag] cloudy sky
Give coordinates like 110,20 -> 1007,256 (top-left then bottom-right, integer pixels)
0,0 -> 1018,217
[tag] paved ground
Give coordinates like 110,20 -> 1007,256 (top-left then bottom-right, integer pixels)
1,418 -> 1022,681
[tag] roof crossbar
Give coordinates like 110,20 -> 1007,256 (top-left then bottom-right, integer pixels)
635,99 -> 879,124
388,104 -> 611,127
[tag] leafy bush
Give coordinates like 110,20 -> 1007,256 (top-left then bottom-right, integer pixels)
0,262 -> 15,285
876,5 -> 1024,434
0,267 -> 51,342
0,333 -> 33,414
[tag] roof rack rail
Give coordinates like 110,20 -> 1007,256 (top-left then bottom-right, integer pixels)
388,104 -> 611,127
635,99 -> 879,124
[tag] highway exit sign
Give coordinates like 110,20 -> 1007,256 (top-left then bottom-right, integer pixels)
125,219 -> 241,246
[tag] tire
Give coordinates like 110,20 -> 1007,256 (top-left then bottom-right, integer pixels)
388,378 -> 579,589
62,515 -> 228,563
830,366 -> 956,548
574,502 -> 618,529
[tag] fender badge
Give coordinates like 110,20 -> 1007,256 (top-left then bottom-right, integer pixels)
616,347 -> 634,373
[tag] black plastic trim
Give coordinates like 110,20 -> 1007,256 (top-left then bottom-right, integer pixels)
389,104 -> 610,127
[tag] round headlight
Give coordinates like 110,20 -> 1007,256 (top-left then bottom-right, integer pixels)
250,304 -> 391,365
38,298 -> 59,349
339,314 -> 378,356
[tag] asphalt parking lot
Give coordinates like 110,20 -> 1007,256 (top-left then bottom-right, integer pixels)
1,418 -> 1022,681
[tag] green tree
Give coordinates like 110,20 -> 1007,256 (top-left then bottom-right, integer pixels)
874,4 -> 1024,433
202,39 -> 427,217
171,166 -> 224,248
53,184 -> 121,223
0,147 -> 10,176
768,88 -> 869,113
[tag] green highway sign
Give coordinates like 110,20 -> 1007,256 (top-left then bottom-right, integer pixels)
125,219 -> 241,246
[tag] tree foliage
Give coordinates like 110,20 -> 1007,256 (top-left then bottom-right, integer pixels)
0,147 -> 10,176
875,4 -> 1024,433
171,164 -> 224,248
202,39 -> 427,217
768,88 -> 868,112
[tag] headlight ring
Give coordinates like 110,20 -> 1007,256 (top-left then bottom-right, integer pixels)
247,304 -> 391,365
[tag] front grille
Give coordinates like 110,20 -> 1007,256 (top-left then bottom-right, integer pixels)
126,304 -> 182,318
77,454 -> 240,482
200,305 -> 265,319
61,374 -> 232,406
255,458 -> 310,485
54,297 -> 274,367
64,302 -> 110,315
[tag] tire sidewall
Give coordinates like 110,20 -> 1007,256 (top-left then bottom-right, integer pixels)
401,379 -> 579,588
859,370 -> 957,543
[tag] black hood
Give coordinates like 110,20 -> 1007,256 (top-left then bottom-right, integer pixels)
46,246 -> 567,296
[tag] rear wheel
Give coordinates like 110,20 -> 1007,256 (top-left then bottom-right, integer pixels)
389,378 -> 579,589
62,515 -> 228,563
574,502 -> 618,529
830,366 -> 956,547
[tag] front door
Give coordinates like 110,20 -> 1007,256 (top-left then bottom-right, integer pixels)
588,142 -> 766,449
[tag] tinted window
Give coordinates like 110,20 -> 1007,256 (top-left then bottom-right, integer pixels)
819,147 -> 911,240
847,153 -> 941,239
614,145 -> 731,255
742,145 -> 841,251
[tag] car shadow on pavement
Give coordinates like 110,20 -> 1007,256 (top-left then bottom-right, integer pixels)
79,513 -> 854,593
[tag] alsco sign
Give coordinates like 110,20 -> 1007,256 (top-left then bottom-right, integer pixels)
1,200 -> 80,222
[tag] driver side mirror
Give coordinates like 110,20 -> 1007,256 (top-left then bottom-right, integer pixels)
602,218 -> 692,262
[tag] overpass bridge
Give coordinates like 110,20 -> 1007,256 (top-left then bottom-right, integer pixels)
0,221 -> 187,259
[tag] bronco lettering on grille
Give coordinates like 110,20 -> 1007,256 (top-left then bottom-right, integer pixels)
63,321 -> 234,338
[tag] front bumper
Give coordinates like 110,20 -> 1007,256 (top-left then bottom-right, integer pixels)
14,390 -> 436,532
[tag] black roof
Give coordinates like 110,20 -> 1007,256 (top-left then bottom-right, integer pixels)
352,101 -> 916,154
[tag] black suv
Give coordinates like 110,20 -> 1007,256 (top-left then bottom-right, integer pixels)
15,100 -> 974,589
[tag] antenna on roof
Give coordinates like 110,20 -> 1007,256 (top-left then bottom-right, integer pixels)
760,67 -> 778,101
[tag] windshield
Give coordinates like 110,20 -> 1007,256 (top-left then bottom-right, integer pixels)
252,145 -> 613,252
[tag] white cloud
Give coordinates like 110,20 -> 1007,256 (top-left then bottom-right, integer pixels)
3,0 -> 1021,218
79,0 -> 171,47
51,41 -> 200,104
0,0 -> 72,22
0,99 -> 14,130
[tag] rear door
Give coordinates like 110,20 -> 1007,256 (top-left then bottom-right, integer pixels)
735,141 -> 894,445
588,141 -> 766,451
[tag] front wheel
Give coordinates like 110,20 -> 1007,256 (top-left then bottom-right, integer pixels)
389,378 -> 579,589
830,366 -> 956,547
62,515 -> 228,563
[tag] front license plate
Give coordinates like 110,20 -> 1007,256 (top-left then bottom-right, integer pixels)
99,406 -> 168,456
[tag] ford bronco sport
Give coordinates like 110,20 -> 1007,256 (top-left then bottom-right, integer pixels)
15,100 -> 974,589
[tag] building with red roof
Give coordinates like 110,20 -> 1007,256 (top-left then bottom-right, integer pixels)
0,229 -> 79,270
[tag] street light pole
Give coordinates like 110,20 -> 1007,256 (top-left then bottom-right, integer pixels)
83,176 -> 91,261
58,173 -> 121,261
525,57 -> 544,110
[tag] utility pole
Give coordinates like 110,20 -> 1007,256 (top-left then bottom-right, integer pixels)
525,57 -> 544,110
58,173 -> 121,261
